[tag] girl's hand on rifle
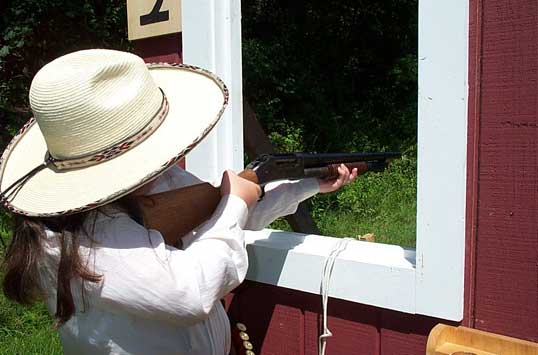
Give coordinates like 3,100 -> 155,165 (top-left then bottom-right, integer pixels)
220,170 -> 262,207
318,164 -> 358,194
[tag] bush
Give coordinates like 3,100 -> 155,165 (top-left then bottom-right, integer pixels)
0,0 -> 130,150
309,145 -> 417,246
242,0 -> 418,154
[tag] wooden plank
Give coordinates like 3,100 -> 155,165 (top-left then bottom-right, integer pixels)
229,282 -> 305,355
229,282 -> 459,355
427,324 -> 538,355
305,313 -> 379,355
304,299 -> 379,355
127,0 -> 181,40
229,281 -> 380,355
473,0 -> 538,341
133,32 -> 182,64
243,230 -> 416,314
181,0 -> 245,180
380,328 -> 428,355
463,0 -> 482,329
380,310 -> 444,355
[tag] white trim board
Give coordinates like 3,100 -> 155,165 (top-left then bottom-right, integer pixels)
415,0 -> 468,318
182,0 -> 468,321
182,0 -> 244,182
245,230 -> 417,313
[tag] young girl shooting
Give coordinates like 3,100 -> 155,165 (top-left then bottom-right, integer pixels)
0,49 -> 356,355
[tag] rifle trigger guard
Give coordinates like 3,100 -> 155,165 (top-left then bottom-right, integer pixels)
257,185 -> 265,201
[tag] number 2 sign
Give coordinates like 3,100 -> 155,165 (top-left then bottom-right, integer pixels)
127,0 -> 182,40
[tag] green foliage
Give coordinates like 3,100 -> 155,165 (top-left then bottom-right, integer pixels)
242,0 -> 418,153
267,124 -> 304,152
310,146 -> 417,246
335,147 -> 416,219
0,0 -> 130,149
246,1 -> 418,245
0,295 -> 61,355
0,212 -> 10,241
0,226 -> 61,354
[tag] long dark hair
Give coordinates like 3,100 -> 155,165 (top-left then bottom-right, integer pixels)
2,211 -> 102,327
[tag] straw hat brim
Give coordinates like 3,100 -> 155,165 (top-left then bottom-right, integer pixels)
0,64 -> 228,216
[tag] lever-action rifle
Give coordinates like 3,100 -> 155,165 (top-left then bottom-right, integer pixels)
134,152 -> 400,247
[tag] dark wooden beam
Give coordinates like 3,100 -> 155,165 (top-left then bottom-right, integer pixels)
243,101 -> 320,235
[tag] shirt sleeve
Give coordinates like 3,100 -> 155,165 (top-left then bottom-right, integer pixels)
94,194 -> 248,327
243,178 -> 320,231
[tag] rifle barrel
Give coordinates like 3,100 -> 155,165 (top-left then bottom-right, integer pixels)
290,152 -> 401,167
303,161 -> 390,179
248,152 -> 401,184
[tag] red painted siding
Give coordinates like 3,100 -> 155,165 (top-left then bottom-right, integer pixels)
470,0 -> 538,341
134,33 -> 182,64
463,0 -> 483,329
225,282 -> 444,355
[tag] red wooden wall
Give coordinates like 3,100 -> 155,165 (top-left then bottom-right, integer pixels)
136,0 -> 538,352
224,282 -> 446,355
464,0 -> 538,342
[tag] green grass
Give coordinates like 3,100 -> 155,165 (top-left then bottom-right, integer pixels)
0,218 -> 62,355
0,297 -> 61,355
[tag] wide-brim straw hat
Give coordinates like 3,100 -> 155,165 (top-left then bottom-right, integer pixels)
0,49 -> 228,216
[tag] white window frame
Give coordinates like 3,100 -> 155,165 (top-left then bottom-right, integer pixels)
182,0 -> 469,321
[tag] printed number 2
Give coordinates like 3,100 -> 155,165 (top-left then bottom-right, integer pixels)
140,0 -> 169,26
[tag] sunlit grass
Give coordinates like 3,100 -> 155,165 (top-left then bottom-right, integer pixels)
0,217 -> 62,355
0,297 -> 61,355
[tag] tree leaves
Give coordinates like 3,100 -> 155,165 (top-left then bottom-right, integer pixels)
1,0 -> 418,155
0,0 -> 130,150
242,0 -> 418,153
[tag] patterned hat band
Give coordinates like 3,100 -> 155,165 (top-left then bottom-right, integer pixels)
0,49 -> 229,217
49,89 -> 169,170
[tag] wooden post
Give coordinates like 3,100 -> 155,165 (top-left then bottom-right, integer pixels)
243,101 -> 320,235
427,324 -> 538,355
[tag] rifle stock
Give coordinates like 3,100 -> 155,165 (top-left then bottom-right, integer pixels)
135,169 -> 259,247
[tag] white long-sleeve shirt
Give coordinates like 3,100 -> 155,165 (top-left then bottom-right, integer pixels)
38,165 -> 319,355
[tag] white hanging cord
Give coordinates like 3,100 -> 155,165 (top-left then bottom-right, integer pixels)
318,238 -> 352,355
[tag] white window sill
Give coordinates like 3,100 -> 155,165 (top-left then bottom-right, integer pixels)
245,229 -> 417,314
